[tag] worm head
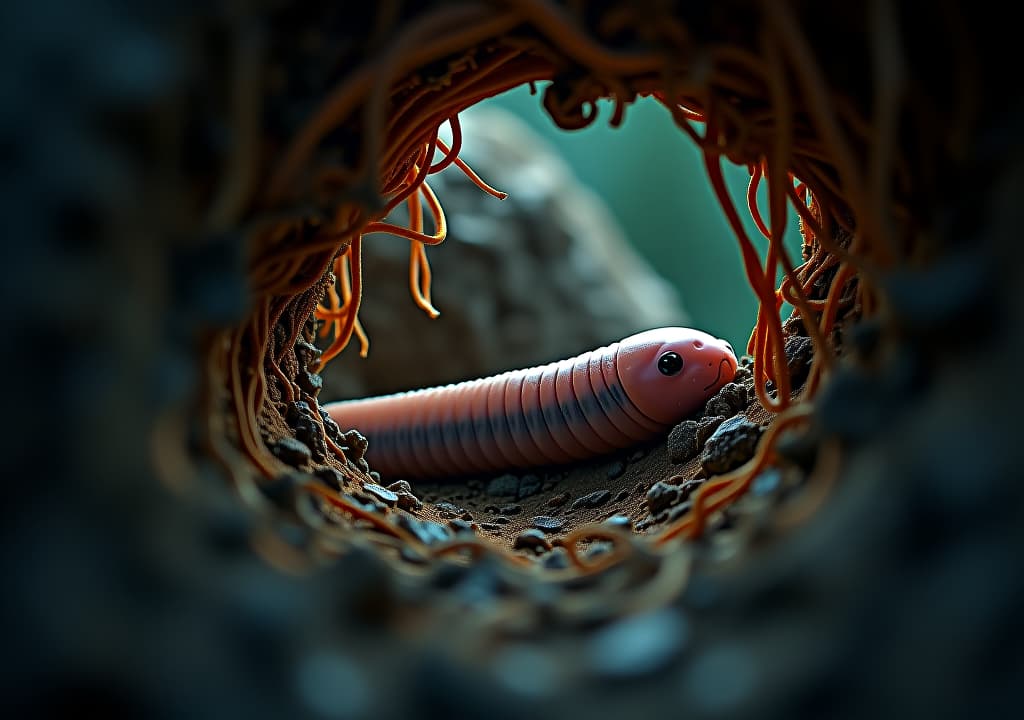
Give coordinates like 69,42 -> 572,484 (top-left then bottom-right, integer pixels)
615,327 -> 738,424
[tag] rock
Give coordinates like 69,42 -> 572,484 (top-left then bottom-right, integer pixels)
486,474 -> 519,498
294,339 -> 321,370
386,480 -> 413,494
570,489 -> 611,510
297,369 -> 323,397
434,501 -> 470,520
704,382 -> 748,419
395,515 -> 450,545
396,491 -> 423,511
362,483 -> 398,507
785,334 -> 814,381
341,430 -> 368,460
514,529 -> 552,552
499,503 -> 523,515
313,466 -> 343,492
603,514 -> 633,530
271,437 -> 312,468
259,473 -> 301,506
546,492 -> 570,508
646,481 -> 682,515
447,518 -> 474,535
541,547 -> 570,569
605,460 -> 626,479
318,409 -> 344,444
517,474 -> 543,500
667,420 -> 701,464
586,610 -> 688,678
614,489 -> 629,502
285,401 -> 328,462
492,516 -> 510,525
701,416 -> 763,475
530,516 -> 564,534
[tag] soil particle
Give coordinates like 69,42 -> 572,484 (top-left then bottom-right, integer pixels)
541,547 -> 570,569
546,492 -> 570,508
570,489 -> 611,510
297,369 -> 323,397
605,460 -> 626,479
513,528 -> 552,552
387,480 -> 412,494
395,515 -> 450,545
499,503 -> 523,515
341,430 -> 369,460
667,415 -> 725,465
530,515 -> 564,534
732,364 -> 753,385
448,518 -> 474,535
603,514 -> 633,530
704,382 -> 749,419
701,416 -> 763,475
259,473 -> 301,506
318,409 -> 344,444
362,483 -> 398,507
517,474 -> 543,500
396,491 -> 422,511
492,516 -> 511,525
285,401 -> 328,463
586,610 -> 687,678
294,339 -> 321,370
785,334 -> 814,381
646,481 -> 682,515
434,501 -> 471,520
667,502 -> 693,523
313,466 -> 343,492
271,437 -> 312,468
486,474 -> 519,498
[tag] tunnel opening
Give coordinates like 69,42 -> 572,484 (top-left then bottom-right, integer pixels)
204,2 -> 945,580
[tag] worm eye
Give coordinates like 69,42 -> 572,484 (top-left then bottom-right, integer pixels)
657,351 -> 684,376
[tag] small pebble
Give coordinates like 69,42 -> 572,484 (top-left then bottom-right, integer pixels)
586,610 -> 688,678
570,489 -> 612,510
492,516 -> 511,525
603,514 -> 633,530
785,334 -> 814,381
546,492 -> 570,508
318,409 -> 343,443
667,502 -> 692,523
297,370 -> 323,397
434,501 -> 470,520
448,518 -> 474,534
530,515 -> 564,534
259,473 -> 301,505
701,416 -> 763,475
614,490 -> 629,502
628,448 -> 646,463
395,515 -> 449,545
646,481 -> 681,514
387,480 -> 413,494
341,430 -> 368,460
541,547 -> 570,569
396,491 -> 422,511
313,466 -> 343,492
271,437 -> 312,468
514,528 -> 552,551
486,474 -> 519,498
605,460 -> 626,479
294,339 -> 321,370
704,382 -> 748,419
478,522 -> 503,533
362,483 -> 398,506
499,503 -> 523,515
517,474 -> 543,500
667,420 -> 701,463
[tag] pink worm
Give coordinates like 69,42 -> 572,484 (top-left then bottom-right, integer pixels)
325,327 -> 737,479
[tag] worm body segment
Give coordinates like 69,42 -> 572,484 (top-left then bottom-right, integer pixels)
326,327 -> 737,479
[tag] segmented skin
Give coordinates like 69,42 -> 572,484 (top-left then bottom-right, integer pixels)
325,327 -> 737,479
